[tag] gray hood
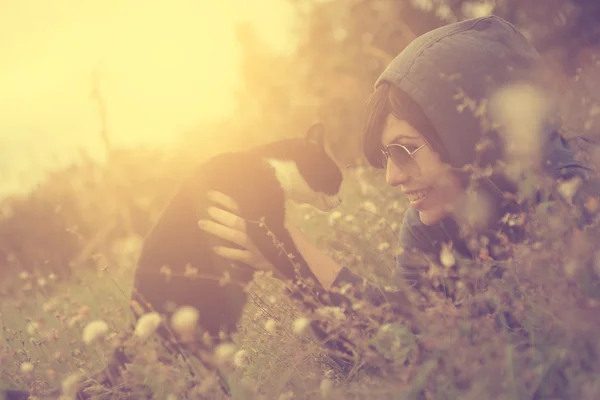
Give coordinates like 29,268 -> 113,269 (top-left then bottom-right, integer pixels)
375,16 -> 575,174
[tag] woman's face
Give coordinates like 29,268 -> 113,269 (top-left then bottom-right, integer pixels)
381,114 -> 464,226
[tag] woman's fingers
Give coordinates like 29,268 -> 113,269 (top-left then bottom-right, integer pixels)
198,219 -> 250,249
207,206 -> 247,232
212,247 -> 270,270
207,191 -> 241,214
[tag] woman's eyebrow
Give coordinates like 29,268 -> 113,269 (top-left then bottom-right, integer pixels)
390,134 -> 418,143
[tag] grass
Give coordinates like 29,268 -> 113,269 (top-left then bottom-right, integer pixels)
2,163 -> 600,399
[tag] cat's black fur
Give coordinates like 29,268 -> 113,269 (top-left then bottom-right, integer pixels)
131,123 -> 343,337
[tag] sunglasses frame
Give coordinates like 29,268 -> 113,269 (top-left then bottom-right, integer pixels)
381,142 -> 428,169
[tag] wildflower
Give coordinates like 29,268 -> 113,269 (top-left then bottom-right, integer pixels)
134,312 -> 162,341
440,243 -> 455,268
171,306 -> 199,340
42,299 -> 58,313
18,271 -> 30,280
361,201 -> 378,214
316,306 -> 346,321
233,349 -> 250,368
462,1 -> 495,18
183,264 -> 198,278
377,242 -> 390,252
214,343 -> 236,366
20,362 -> 34,374
48,273 -> 57,281
293,317 -> 310,335
278,391 -> 294,400
78,306 -> 90,317
82,320 -> 109,344
558,176 -> 582,204
37,277 -> 47,287
68,315 -> 84,328
61,373 -> 83,397
320,378 -> 333,397
26,322 -> 40,336
264,318 -> 278,333
327,210 -> 342,226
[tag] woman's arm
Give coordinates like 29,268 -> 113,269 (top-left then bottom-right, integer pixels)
199,191 -> 413,312
283,218 -> 343,290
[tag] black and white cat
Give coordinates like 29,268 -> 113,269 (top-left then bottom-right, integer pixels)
131,122 -> 343,338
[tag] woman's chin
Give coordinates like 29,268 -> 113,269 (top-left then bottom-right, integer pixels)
417,207 -> 447,226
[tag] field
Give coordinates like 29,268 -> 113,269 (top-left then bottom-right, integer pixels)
1,158 -> 600,400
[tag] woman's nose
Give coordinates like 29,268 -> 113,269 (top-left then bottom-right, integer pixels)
385,159 -> 411,187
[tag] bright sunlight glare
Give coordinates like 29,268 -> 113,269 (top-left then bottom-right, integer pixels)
0,0 -> 294,195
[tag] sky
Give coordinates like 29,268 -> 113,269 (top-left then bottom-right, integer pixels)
0,0 -> 295,195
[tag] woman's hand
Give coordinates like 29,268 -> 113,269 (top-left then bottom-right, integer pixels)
197,191 -> 276,273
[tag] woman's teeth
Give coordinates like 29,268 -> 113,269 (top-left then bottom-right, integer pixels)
407,189 -> 431,202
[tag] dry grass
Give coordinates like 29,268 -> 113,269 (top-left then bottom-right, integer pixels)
1,153 -> 600,399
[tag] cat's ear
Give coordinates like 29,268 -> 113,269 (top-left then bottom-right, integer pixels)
305,123 -> 325,148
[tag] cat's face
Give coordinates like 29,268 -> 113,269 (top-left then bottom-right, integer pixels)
266,124 -> 343,212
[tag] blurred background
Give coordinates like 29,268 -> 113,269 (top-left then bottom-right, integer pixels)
0,0 -> 599,282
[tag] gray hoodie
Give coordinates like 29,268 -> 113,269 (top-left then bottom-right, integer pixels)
332,16 -> 599,301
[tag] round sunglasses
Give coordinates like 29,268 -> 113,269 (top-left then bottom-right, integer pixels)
381,142 -> 428,169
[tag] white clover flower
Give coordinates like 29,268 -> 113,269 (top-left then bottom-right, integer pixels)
20,362 -> 34,374
171,306 -> 200,339
377,242 -> 390,252
293,317 -> 310,335
233,349 -> 250,368
214,342 -> 236,366
361,201 -> 378,214
82,320 -> 109,344
327,210 -> 343,226
134,312 -> 162,341
264,318 -> 278,333
440,244 -> 456,268
61,373 -> 83,396
461,1 -> 495,18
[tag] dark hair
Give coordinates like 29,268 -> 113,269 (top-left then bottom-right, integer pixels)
363,83 -> 449,169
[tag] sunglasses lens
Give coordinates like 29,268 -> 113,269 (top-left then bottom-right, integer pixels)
388,145 -> 412,167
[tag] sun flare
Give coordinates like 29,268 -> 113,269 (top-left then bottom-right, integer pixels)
0,0 -> 294,194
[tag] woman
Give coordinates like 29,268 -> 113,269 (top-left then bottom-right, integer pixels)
198,16 -> 599,306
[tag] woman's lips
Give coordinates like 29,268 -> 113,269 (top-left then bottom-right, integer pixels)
407,188 -> 432,203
